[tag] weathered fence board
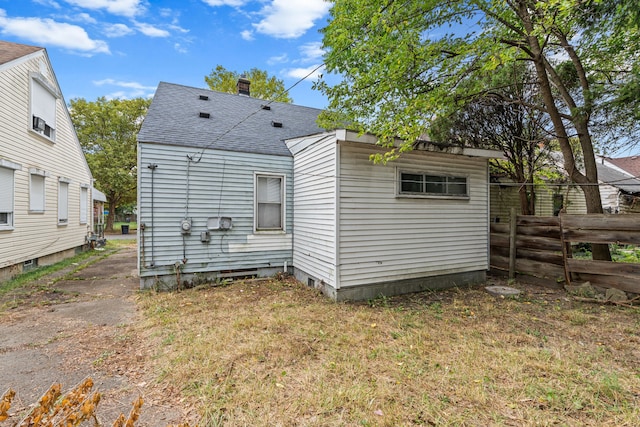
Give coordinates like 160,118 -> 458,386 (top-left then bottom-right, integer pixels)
562,230 -> 640,246
561,214 -> 640,231
490,213 -> 640,294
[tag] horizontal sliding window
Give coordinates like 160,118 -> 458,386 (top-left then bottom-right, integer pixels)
399,171 -> 468,197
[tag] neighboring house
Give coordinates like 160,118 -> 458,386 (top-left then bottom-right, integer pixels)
137,81 -> 501,300
598,156 -> 640,213
490,157 -> 640,221
0,41 -> 94,281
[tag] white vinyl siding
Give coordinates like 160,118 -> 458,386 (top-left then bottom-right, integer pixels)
0,166 -> 16,229
338,143 -> 490,288
29,171 -> 46,212
58,180 -> 69,225
31,74 -> 57,140
79,186 -> 88,224
0,48 -> 93,272
286,134 -> 338,288
255,175 -> 284,231
138,143 -> 293,279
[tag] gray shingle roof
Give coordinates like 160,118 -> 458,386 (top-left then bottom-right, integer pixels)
597,162 -> 640,194
138,82 -> 324,157
0,40 -> 42,66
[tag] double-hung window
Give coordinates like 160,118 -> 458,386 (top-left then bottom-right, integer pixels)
399,170 -> 469,198
80,185 -> 88,224
30,73 -> 58,141
255,174 -> 284,231
29,169 -> 48,212
0,160 -> 21,229
58,179 -> 70,225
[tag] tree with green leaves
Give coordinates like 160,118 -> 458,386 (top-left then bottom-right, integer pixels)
431,64 -> 553,215
205,65 -> 292,103
70,97 -> 150,232
318,0 -> 639,260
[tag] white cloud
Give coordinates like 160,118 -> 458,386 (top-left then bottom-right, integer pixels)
63,0 -> 145,18
253,0 -> 329,39
104,23 -> 134,37
240,29 -> 254,40
202,0 -> 247,6
34,0 -> 62,9
0,10 -> 109,55
168,24 -> 189,34
284,64 -> 324,80
93,78 -> 156,98
63,12 -> 97,24
133,21 -> 170,37
267,53 -> 288,65
174,43 -> 188,54
299,41 -> 324,62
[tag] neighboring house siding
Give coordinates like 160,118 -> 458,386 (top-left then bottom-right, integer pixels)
337,143 -> 490,288
288,134 -> 338,288
138,143 -> 293,283
0,50 -> 92,274
491,183 -> 588,221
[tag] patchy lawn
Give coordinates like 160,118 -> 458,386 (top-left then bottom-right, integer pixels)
137,278 -> 640,426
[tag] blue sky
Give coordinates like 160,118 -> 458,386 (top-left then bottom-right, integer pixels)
0,0 -> 332,108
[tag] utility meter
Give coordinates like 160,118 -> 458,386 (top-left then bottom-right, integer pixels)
180,218 -> 192,234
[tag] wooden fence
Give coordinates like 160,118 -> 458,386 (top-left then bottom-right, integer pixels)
490,212 -> 640,294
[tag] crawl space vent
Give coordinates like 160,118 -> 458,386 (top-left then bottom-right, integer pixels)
199,112 -> 210,119
199,95 -> 209,101
271,121 -> 283,128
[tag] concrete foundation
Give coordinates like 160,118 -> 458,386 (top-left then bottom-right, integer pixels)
293,268 -> 486,301
139,266 -> 288,291
0,246 -> 86,283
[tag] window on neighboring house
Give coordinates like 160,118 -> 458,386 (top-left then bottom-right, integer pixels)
399,171 -> 469,197
58,180 -> 69,225
256,174 -> 284,231
29,170 -> 47,212
553,194 -> 564,216
31,74 -> 57,141
0,166 -> 17,229
80,186 -> 88,224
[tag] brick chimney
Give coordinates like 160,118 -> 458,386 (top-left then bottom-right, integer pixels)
237,75 -> 250,96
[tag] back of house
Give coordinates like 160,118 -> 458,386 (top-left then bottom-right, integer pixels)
136,81 -> 323,289
0,40 -> 93,281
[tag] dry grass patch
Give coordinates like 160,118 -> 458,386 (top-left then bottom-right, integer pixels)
137,279 -> 640,426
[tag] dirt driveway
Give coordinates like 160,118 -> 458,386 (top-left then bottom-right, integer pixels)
0,241 -> 193,425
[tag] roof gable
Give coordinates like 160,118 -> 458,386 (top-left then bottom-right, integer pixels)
138,82 -> 325,157
0,40 -> 42,66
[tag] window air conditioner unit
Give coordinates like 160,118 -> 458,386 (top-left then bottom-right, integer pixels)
207,216 -> 232,231
33,116 -> 46,131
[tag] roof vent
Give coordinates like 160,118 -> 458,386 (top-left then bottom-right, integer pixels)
271,121 -> 283,128
261,104 -> 271,110
199,112 -> 210,119
199,95 -> 209,101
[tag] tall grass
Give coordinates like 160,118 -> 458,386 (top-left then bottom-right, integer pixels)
138,280 -> 640,426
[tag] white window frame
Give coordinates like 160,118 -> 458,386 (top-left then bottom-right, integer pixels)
254,173 -> 285,232
29,168 -> 49,213
79,185 -> 88,224
58,178 -> 70,225
397,168 -> 470,199
0,160 -> 21,230
30,72 -> 59,142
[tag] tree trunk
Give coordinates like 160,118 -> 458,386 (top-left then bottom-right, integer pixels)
518,185 -> 535,215
516,1 -> 611,261
105,199 -> 116,232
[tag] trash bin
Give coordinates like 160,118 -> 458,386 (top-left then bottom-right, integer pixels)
121,224 -> 129,234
